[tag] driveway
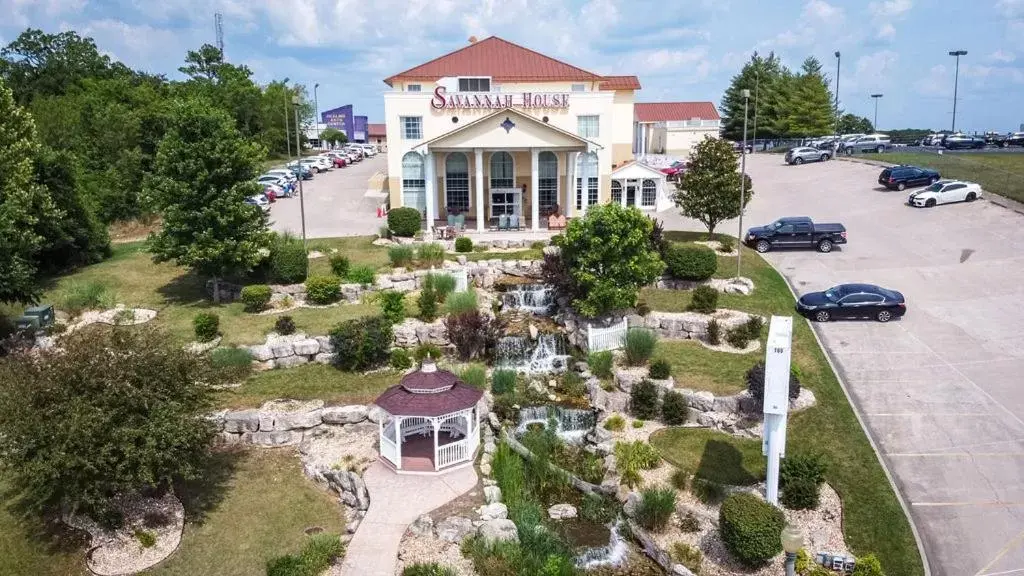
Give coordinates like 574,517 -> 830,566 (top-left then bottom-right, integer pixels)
661,155 -> 1024,576
269,155 -> 387,239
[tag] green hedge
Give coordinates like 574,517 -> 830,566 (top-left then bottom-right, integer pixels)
305,275 -> 341,304
240,284 -> 272,312
719,492 -> 785,566
388,207 -> 422,237
665,243 -> 717,281
329,316 -> 393,371
192,312 -> 219,342
270,237 -> 309,283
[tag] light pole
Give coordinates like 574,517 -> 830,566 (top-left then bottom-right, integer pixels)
781,524 -> 806,576
949,50 -> 967,133
870,93 -> 883,131
282,77 -> 291,159
833,51 -> 841,152
314,83 -> 320,149
737,89 -> 750,280
292,95 -> 308,248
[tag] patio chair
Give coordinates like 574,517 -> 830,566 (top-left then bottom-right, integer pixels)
548,213 -> 567,230
447,214 -> 456,227
498,214 -> 509,231
454,213 -> 465,231
509,214 -> 520,230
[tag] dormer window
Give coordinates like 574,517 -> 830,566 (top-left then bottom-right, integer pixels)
406,84 -> 422,92
458,77 -> 491,92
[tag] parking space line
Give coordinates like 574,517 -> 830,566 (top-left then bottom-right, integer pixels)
911,501 -> 1024,507
975,529 -> 1024,576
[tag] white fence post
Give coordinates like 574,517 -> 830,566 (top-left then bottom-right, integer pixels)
587,319 -> 629,353
587,323 -> 594,352
452,268 -> 468,292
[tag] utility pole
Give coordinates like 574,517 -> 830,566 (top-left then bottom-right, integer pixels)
871,94 -> 883,131
833,51 -> 841,152
737,89 -> 750,280
283,77 -> 291,159
293,95 -> 307,247
949,50 -> 968,133
214,12 -> 224,55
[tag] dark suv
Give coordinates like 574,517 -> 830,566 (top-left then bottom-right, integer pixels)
878,165 -> 940,191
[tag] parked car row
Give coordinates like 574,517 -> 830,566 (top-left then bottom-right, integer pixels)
918,132 -> 1023,149
243,143 -> 380,210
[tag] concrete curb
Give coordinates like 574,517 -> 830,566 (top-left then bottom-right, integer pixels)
770,262 -> 933,576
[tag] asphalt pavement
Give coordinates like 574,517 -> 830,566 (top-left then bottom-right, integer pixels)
662,154 -> 1024,576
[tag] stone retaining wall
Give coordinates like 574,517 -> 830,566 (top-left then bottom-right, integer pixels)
243,333 -> 336,370
652,276 -> 754,295
628,309 -> 757,341
212,399 -> 383,447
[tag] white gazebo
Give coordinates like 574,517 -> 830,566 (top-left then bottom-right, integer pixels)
374,360 -> 483,474
610,160 -> 673,212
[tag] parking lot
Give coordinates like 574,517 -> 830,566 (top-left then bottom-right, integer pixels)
268,154 -> 387,239
663,155 -> 1024,576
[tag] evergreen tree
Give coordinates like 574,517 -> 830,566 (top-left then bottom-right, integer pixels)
720,52 -> 784,141
838,113 -> 874,135
781,57 -> 836,138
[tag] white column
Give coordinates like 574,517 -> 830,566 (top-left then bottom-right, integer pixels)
424,151 -> 436,231
567,151 -> 577,217
432,418 -> 439,471
475,148 -> 485,232
395,416 -> 402,470
530,148 -> 540,231
620,180 -> 626,207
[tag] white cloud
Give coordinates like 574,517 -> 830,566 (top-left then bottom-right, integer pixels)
989,50 -> 1016,63
804,0 -> 844,23
915,64 -> 948,95
849,50 -> 898,92
876,23 -> 896,40
869,0 -> 912,18
759,0 -> 844,50
997,0 -> 1024,18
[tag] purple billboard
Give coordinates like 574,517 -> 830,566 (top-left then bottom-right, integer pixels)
353,116 -> 368,142
321,104 -> 353,137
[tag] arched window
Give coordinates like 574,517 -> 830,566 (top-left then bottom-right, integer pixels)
401,152 -> 426,215
445,152 -> 469,213
611,180 -> 622,205
575,152 -> 598,211
538,151 -> 558,212
641,179 -> 657,207
490,152 -> 516,216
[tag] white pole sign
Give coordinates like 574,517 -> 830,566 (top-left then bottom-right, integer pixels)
763,315 -> 793,506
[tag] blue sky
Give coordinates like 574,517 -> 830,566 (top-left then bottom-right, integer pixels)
2,0 -> 1022,132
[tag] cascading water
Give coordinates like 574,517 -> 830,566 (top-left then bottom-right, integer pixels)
495,334 -> 570,373
575,523 -> 629,569
502,284 -> 554,315
515,405 -> 596,443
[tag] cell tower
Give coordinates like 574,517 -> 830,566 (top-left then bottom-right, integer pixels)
214,12 -> 224,54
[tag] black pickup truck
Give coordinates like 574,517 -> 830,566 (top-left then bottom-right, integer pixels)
744,217 -> 847,253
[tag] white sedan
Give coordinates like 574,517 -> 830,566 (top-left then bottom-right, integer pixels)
907,180 -> 982,207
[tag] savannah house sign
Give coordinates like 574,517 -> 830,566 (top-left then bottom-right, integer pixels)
430,86 -> 569,111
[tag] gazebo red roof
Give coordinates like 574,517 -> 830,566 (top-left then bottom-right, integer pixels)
375,362 -> 483,417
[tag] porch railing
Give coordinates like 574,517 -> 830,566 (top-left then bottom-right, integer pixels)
436,438 -> 472,469
587,318 -> 628,352
451,268 -> 469,293
380,435 -> 398,467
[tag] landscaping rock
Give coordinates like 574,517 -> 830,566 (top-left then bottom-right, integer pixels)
547,503 -> 577,520
479,463 -> 491,476
436,516 -> 476,543
351,475 -> 371,510
322,405 -> 369,425
590,426 -> 613,444
790,388 -> 817,412
313,352 -> 335,364
713,394 -> 740,414
293,338 -> 320,356
615,368 -> 645,393
223,410 -> 260,433
483,441 -> 497,454
270,341 -> 295,358
314,335 -> 333,352
244,430 -> 303,446
478,519 -> 518,545
478,502 -> 508,521
367,404 -> 386,423
259,399 -> 325,431
483,486 -> 502,504
276,354 -> 308,369
248,344 -> 274,362
253,359 -> 275,371
673,563 -> 698,576
409,514 -> 434,537
487,412 -> 501,430
482,478 -> 497,487
687,390 -> 715,412
623,492 -> 641,518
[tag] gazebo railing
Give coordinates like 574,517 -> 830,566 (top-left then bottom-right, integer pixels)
437,437 -> 472,469
380,434 -> 398,467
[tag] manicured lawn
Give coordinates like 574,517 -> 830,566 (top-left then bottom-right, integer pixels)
0,477 -> 87,576
450,247 -> 544,262
649,428 -> 765,485
878,151 -> 1024,203
217,363 -> 398,409
654,340 -> 757,396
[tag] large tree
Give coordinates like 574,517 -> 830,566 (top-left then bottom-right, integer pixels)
320,127 -> 347,147
838,113 -> 874,135
555,203 -> 665,318
780,57 -> 836,138
146,97 -> 270,302
675,136 -> 754,237
0,326 -> 218,524
720,52 -> 785,141
0,29 -> 127,105
177,44 -> 264,138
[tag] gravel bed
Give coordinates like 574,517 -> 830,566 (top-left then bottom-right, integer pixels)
396,533 -> 478,576
300,423 -> 379,474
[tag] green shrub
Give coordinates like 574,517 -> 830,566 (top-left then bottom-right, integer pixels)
725,325 -> 752,349
679,511 -> 700,533
270,235 -> 308,283
632,419 -> 645,428
579,493 -> 618,525
266,555 -> 304,576
329,316 -> 393,371
379,291 -> 406,324
459,364 -> 487,389
444,290 -> 478,315
743,316 -> 764,341
274,315 -> 296,335
455,237 -> 473,253
781,477 -> 820,510
192,312 -> 219,342
614,440 -> 660,489
625,328 -> 657,366
388,245 -> 415,268
603,414 -> 625,431
717,236 -> 735,253
413,343 -> 443,363
305,275 -> 341,304
390,348 -> 412,370
379,225 -> 391,239
240,284 -> 272,312
670,468 -> 690,490
135,529 -> 156,548
636,486 -> 676,532
211,347 -> 253,380
417,274 -> 439,321
559,371 -> 587,398
671,542 -> 703,575
402,563 -> 457,576
706,319 -> 721,345
852,554 -> 885,576
661,390 -> 689,425
746,361 -> 802,403
664,243 -> 717,281
530,241 -> 547,250
329,254 -> 350,277
430,273 -> 456,302
630,380 -> 660,420
719,492 -> 785,567
417,243 -> 446,268
388,207 -> 422,237
588,351 -> 614,379
59,279 -> 117,315
491,369 -> 517,395
649,358 -> 671,380
688,285 -> 719,314
692,478 -> 726,504
265,533 -> 343,576
780,452 -> 827,510
346,264 -> 376,285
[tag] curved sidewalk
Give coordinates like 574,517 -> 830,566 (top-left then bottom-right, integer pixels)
338,461 -> 477,576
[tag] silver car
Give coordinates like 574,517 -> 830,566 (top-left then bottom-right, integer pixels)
843,134 -> 891,154
785,147 -> 832,165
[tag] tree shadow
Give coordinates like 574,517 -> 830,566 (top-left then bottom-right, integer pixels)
694,439 -> 758,486
172,447 -> 243,526
156,271 -> 213,307
0,490 -> 92,558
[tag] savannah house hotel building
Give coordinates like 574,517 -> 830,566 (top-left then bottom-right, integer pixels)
383,36 -> 720,232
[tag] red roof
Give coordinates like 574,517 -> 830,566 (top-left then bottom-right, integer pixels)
599,76 -> 642,90
367,123 -> 386,137
384,36 -> 603,86
374,366 -> 483,417
635,102 -> 720,122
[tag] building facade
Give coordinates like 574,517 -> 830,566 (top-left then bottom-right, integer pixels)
634,102 -> 721,158
368,123 -> 387,149
384,36 -> 685,232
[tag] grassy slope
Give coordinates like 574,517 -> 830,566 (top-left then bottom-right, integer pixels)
217,364 -> 398,409
651,231 -> 923,576
880,150 -> 1024,203
649,428 -> 766,485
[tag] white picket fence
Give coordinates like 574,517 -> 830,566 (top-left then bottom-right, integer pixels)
587,318 -> 629,352
450,268 -> 469,292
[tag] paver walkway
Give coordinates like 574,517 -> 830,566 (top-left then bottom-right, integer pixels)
338,461 -> 477,576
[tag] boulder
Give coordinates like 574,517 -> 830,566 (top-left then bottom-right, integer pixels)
436,516 -> 475,543
248,344 -> 274,362
315,336 -> 334,353
478,502 -> 508,521
483,441 -> 497,454
409,514 -> 434,537
217,432 -> 241,445
322,405 -> 369,425
790,388 -> 817,412
478,519 -> 518,545
351,474 -> 371,510
713,394 -> 741,414
479,463 -> 492,477
270,341 -> 295,358
487,412 -> 501,430
547,503 -> 578,520
590,426 -> 613,444
606,391 -> 630,414
259,399 -> 325,430
687,391 -> 715,412
623,491 -> 641,518
276,354 -> 309,369
293,338 -> 320,356
483,486 -> 502,504
244,430 -> 303,446
223,409 -> 260,433
314,352 -> 335,364
673,564 -> 698,576
367,405 -> 386,424
615,369 -> 645,393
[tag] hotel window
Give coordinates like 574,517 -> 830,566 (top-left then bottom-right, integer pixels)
400,116 -> 422,140
490,152 -> 516,216
458,77 -> 491,92
575,152 -> 598,211
571,83 -> 586,92
538,151 -> 558,211
611,181 -> 622,204
577,115 -> 599,138
641,179 -> 657,207
406,84 -> 422,92
445,152 -> 470,213
401,152 -> 426,215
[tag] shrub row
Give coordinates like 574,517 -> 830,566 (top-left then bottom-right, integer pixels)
387,242 -> 446,268
630,380 -> 688,425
